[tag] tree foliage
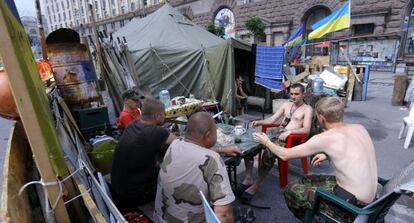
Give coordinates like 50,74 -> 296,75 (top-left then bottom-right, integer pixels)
206,21 -> 225,38
245,16 -> 265,42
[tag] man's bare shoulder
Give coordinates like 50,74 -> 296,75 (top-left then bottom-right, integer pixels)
282,101 -> 293,107
303,104 -> 313,112
347,123 -> 370,135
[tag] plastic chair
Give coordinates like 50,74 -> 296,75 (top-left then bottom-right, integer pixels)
303,177 -> 403,223
398,104 -> 414,149
261,124 -> 309,188
280,134 -> 309,188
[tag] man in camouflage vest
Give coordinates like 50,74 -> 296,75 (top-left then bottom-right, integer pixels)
154,112 -> 236,223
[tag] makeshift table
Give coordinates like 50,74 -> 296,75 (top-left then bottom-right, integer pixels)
217,123 -> 272,191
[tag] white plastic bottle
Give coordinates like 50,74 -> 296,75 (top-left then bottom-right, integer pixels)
159,89 -> 172,108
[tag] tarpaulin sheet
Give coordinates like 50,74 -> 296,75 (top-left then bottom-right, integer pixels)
112,3 -> 252,114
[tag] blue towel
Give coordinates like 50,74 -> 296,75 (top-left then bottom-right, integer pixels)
255,45 -> 284,90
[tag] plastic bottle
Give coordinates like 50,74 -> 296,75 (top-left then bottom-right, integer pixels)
159,88 -> 172,108
312,73 -> 325,94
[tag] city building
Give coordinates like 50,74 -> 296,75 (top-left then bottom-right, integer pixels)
21,15 -> 49,59
42,0 -> 414,72
21,16 -> 40,46
42,0 -> 165,33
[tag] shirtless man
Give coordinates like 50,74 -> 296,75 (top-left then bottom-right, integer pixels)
253,97 -> 378,221
240,83 -> 313,201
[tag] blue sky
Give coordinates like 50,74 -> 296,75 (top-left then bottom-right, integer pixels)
15,0 -> 37,17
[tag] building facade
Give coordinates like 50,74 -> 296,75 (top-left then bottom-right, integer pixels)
42,0 -> 165,32
42,0 -> 414,72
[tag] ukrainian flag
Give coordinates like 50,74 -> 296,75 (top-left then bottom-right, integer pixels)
308,1 -> 351,40
285,23 -> 304,47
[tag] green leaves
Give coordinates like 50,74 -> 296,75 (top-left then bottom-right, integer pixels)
245,16 -> 265,42
206,21 -> 225,38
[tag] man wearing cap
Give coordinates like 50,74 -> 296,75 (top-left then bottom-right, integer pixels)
116,89 -> 142,130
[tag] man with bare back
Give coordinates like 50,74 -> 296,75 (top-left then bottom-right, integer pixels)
253,97 -> 378,221
239,83 -> 313,201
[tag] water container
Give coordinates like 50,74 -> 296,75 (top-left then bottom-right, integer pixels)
312,74 -> 325,94
159,89 -> 172,108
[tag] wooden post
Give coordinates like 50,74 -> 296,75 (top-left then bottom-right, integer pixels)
0,2 -> 70,222
392,75 -> 408,106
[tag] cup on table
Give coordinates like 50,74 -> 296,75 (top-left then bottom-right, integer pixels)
234,125 -> 246,143
234,125 -> 246,136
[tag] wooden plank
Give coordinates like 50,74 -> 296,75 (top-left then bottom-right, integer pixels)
0,2 -> 70,222
77,184 -> 106,223
346,68 -> 355,102
284,71 -> 310,87
1,122 -> 32,223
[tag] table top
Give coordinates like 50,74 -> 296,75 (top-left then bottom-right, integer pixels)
217,123 -> 265,164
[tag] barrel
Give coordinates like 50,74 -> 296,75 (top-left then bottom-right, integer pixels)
47,43 -> 99,106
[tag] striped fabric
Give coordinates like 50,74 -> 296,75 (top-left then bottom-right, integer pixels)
255,45 -> 284,90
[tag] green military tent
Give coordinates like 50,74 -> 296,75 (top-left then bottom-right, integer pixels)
112,3 -> 253,114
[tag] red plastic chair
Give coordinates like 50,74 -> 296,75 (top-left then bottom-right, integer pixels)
280,134 -> 309,188
260,124 -> 309,189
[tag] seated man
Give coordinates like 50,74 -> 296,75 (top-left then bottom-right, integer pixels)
235,75 -> 248,115
116,89 -> 142,130
241,83 -> 313,200
253,97 -> 378,222
111,98 -> 176,212
112,100 -> 239,212
154,112 -> 238,223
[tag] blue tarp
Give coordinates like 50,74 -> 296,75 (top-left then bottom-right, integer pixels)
255,45 -> 284,90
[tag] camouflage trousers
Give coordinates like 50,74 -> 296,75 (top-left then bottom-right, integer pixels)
244,128 -> 285,172
284,175 -> 357,222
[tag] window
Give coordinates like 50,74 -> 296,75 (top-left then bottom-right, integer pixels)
131,2 -> 136,11
353,24 -> 375,36
51,5 -> 54,13
304,7 -> 331,57
111,22 -> 115,29
49,16 -> 52,23
58,13 -> 61,22
61,2 -> 64,9
69,11 -> 71,20
56,3 -> 59,12
112,8 -> 116,15
120,20 -> 124,27
67,0 -> 70,8
405,8 -> 414,54
53,14 -> 56,22
63,12 -> 66,20
47,6 -> 50,14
